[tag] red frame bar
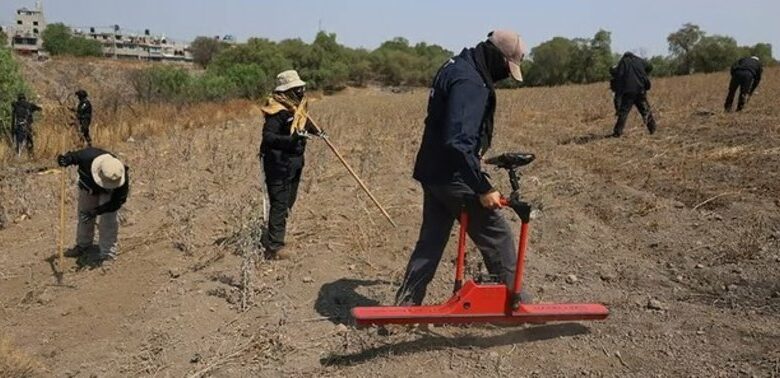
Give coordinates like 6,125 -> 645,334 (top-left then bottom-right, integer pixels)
512,222 -> 530,296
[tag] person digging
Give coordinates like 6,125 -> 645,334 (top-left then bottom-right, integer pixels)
57,148 -> 129,266
395,29 -> 533,306
259,70 -> 324,259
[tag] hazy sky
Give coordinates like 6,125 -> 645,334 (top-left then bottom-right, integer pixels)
2,0 -> 778,57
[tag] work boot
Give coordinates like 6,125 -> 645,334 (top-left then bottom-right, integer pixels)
262,243 -> 285,260
97,254 -> 116,269
64,246 -> 88,258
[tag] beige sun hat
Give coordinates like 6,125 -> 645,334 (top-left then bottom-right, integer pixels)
91,154 -> 126,190
274,70 -> 306,92
488,29 -> 528,82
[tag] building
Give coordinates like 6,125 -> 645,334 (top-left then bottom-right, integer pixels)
4,1 -> 192,62
8,1 -> 46,55
72,26 -> 192,62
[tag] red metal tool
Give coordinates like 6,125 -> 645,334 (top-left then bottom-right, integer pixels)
352,153 -> 609,326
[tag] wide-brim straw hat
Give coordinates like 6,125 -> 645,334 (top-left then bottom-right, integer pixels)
274,70 -> 306,92
91,154 -> 126,190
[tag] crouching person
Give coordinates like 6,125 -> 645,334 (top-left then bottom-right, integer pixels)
57,148 -> 129,265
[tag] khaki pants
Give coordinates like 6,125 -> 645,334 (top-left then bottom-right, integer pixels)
77,188 -> 118,258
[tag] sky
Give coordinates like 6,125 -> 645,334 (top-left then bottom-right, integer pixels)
1,0 -> 778,57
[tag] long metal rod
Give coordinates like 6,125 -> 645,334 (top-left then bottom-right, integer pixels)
58,168 -> 66,269
306,117 -> 397,227
454,211 -> 469,292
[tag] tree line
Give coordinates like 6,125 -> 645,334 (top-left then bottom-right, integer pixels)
145,23 -> 776,100
2,22 -> 775,109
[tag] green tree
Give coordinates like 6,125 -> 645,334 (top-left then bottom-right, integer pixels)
648,55 -> 675,77
585,30 -> 614,82
41,23 -> 102,57
526,37 -> 577,86
221,63 -> 268,99
667,23 -> 704,74
747,43 -> 773,64
129,66 -> 192,103
190,36 -> 225,68
0,48 -> 30,139
189,73 -> 236,102
0,29 -> 8,47
691,35 -> 740,73
209,37 -> 290,86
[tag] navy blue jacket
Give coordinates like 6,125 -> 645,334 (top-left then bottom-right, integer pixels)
412,49 -> 493,194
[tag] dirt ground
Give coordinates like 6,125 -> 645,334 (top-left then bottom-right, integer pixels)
1,68 -> 779,377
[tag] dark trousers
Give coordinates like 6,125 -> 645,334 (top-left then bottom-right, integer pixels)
395,181 -> 519,305
612,93 -> 621,116
13,127 -> 33,155
264,168 -> 302,250
79,121 -> 92,146
613,92 -> 657,136
724,70 -> 754,112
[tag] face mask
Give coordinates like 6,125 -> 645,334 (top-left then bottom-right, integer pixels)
486,45 -> 510,82
287,87 -> 306,103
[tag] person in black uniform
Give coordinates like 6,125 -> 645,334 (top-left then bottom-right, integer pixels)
611,52 -> 657,137
259,70 -> 323,258
71,89 -> 93,146
11,93 -> 42,156
725,56 -> 763,112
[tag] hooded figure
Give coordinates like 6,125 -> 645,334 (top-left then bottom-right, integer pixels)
258,70 -> 323,258
725,56 -> 763,112
11,93 -> 42,156
57,147 -> 130,264
611,52 -> 657,137
72,89 -> 93,146
395,29 -> 533,306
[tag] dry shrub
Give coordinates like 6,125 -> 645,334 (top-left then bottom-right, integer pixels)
1,56 -> 259,164
0,335 -> 40,378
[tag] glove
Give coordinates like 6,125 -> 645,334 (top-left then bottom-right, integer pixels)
316,129 -> 328,139
79,210 -> 97,223
57,154 -> 68,167
292,130 -> 310,140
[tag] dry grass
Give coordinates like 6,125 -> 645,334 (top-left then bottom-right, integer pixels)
1,56 -> 259,164
0,335 -> 40,378
0,99 -> 259,164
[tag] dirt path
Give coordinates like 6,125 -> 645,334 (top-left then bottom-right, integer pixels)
1,69 -> 779,377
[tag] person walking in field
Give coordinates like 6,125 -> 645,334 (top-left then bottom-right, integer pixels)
609,65 -> 621,115
259,70 -> 323,259
71,89 -> 93,146
395,29 -> 532,306
724,56 -> 763,112
611,52 -> 657,137
11,93 -> 42,156
57,147 -> 129,265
